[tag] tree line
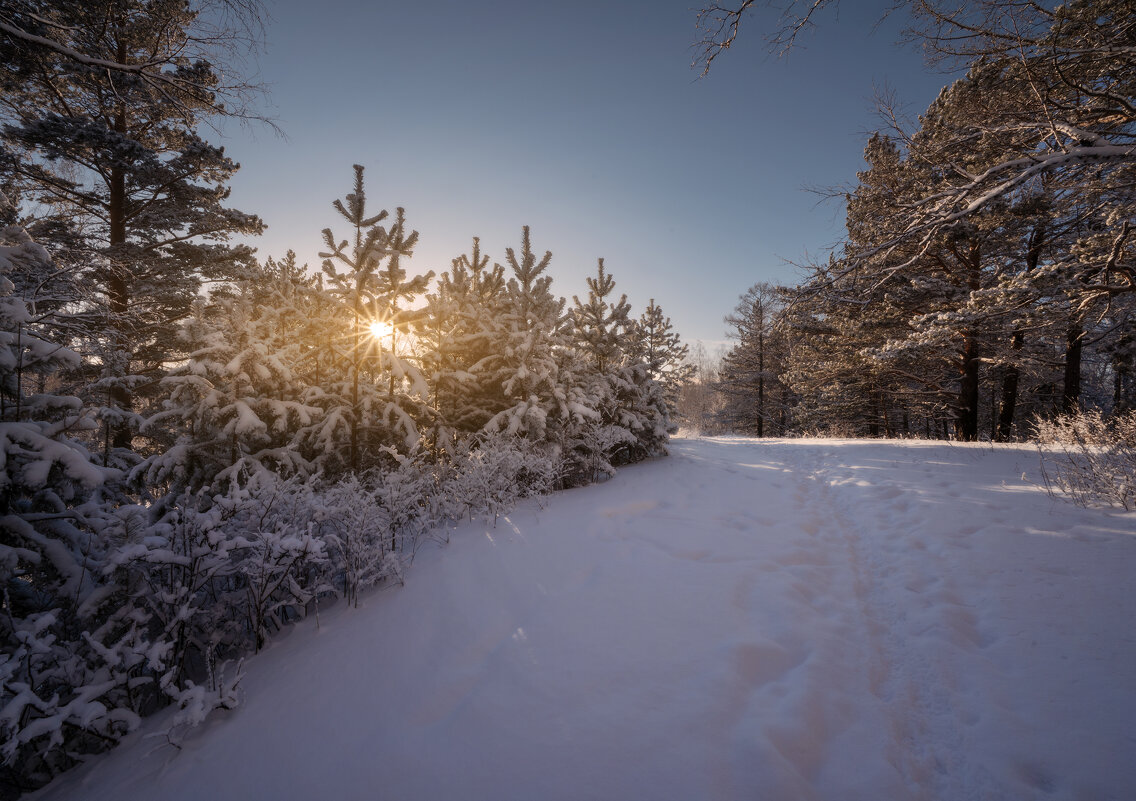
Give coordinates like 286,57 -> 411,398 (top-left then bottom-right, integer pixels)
705,0 -> 1134,439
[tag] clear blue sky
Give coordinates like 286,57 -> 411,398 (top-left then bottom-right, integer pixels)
221,0 -> 955,351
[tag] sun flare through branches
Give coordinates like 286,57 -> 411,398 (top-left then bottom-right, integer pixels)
368,319 -> 394,341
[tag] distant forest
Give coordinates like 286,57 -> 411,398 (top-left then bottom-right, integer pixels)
694,0 -> 1134,441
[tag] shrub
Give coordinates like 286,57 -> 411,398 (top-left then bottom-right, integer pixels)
1035,410 -> 1136,510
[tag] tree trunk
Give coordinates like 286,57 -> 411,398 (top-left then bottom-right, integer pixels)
995,221 -> 1042,439
995,331 -> 1023,441
956,240 -> 983,442
1062,327 -> 1083,413
779,383 -> 789,434
956,333 -> 980,441
756,328 -> 765,438
107,97 -> 133,451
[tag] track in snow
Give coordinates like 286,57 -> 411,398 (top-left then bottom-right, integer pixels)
37,437 -> 1136,801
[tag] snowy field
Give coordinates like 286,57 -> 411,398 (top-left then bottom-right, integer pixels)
34,436 -> 1136,801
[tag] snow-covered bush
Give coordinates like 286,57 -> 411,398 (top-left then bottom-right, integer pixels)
1036,410 -> 1136,510
1,374 -> 570,795
449,433 -> 559,524
162,656 -> 245,746
315,474 -> 401,607
215,472 -> 333,649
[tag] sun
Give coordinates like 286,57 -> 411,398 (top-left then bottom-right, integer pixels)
368,320 -> 393,340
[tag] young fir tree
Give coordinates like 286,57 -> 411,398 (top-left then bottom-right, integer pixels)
569,259 -> 668,479
482,226 -> 573,442
318,166 -> 399,472
372,206 -> 434,447
634,298 -> 694,431
0,0 -> 265,463
419,237 -> 506,446
134,262 -> 320,494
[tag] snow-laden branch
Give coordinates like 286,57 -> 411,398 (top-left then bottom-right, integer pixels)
0,7 -> 276,129
0,19 -> 169,75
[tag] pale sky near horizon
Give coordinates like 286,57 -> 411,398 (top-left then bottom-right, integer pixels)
220,0 -> 956,352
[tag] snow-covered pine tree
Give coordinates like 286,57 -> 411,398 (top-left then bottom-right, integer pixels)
0,191 -> 144,792
418,237 -> 507,449
134,260 -> 320,495
372,206 -> 435,450
317,165 -> 398,473
783,132 -> 950,437
633,298 -> 694,431
482,227 -> 573,444
719,283 -> 791,436
0,0 -> 265,463
569,259 -> 668,480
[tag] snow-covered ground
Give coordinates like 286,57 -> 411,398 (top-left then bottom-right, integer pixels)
34,437 -> 1136,801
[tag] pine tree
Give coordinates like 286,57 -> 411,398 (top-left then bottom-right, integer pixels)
373,206 -> 435,446
719,283 -> 790,436
482,226 -> 571,441
568,259 -> 668,479
634,299 -> 694,428
0,190 -> 143,790
135,263 -> 320,494
419,237 -> 506,445
0,0 -> 265,462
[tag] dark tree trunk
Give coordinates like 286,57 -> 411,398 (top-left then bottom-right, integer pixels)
955,240 -> 983,442
756,329 -> 765,438
995,331 -> 1023,441
779,383 -> 789,435
1054,327 -> 1081,413
996,222 -> 1043,440
107,97 -> 133,450
956,333 -> 980,441
1062,327 -> 1083,413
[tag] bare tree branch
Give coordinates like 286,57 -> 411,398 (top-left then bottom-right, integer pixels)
693,0 -> 837,76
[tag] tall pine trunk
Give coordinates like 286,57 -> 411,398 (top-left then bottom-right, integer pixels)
955,242 -> 983,442
998,223 -> 1045,441
956,333 -> 980,441
107,94 -> 133,451
1062,326 -> 1083,413
995,331 -> 1022,441
756,327 -> 765,437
